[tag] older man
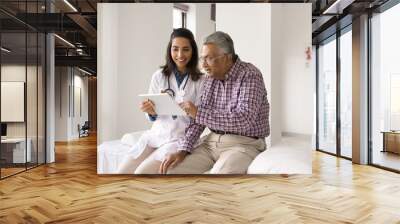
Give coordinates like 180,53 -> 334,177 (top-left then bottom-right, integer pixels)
136,31 -> 270,174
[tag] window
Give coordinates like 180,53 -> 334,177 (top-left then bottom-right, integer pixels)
340,28 -> 352,158
390,74 -> 400,130
370,2 -> 400,171
316,26 -> 353,159
317,36 -> 337,155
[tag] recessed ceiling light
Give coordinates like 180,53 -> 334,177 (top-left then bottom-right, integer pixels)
54,34 -> 75,48
78,67 -> 93,76
323,0 -> 354,15
63,0 -> 78,12
1,47 -> 11,53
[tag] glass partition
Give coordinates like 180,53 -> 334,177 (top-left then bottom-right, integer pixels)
1,31 -> 28,177
317,36 -> 337,155
0,1 -> 46,179
370,3 -> 400,171
339,28 -> 352,158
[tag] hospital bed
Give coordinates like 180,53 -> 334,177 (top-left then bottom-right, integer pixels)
97,131 -> 312,174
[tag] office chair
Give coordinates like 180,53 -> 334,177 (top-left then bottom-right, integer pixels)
79,121 -> 90,138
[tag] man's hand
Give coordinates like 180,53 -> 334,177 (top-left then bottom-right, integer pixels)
179,101 -> 197,119
140,99 -> 156,116
159,150 -> 188,174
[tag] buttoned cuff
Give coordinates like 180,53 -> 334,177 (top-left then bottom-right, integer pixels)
178,138 -> 194,153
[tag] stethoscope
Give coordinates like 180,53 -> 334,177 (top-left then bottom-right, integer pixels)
161,73 -> 189,99
161,73 -> 189,119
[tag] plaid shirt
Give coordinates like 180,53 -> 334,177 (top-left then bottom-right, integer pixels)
179,58 -> 270,152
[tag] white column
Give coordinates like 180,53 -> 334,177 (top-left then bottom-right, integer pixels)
46,32 -> 55,163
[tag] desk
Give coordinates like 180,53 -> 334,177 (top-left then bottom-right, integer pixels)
381,131 -> 400,154
1,138 -> 31,163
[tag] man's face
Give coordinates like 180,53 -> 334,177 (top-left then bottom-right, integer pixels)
200,44 -> 228,80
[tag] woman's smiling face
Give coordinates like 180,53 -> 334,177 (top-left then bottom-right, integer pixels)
171,37 -> 193,72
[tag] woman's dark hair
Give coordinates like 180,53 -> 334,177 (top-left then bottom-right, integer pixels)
160,28 -> 202,81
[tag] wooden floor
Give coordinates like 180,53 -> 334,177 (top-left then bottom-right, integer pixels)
0,167 -> 26,178
1,135 -> 400,223
1,163 -> 45,178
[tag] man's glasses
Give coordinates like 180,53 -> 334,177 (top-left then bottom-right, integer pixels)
199,54 -> 225,65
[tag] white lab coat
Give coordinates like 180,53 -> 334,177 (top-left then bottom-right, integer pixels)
129,69 -> 204,161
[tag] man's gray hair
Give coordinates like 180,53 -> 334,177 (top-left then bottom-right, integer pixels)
203,31 -> 235,56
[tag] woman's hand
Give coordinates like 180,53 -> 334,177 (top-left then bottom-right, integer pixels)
159,150 -> 188,174
140,99 -> 156,116
179,101 -> 198,119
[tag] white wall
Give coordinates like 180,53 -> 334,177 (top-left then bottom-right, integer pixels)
186,3 -> 196,35
55,67 -> 69,141
98,3 -> 172,144
54,67 -> 89,141
72,73 -> 89,138
216,3 -> 273,145
272,4 -> 313,136
97,4 -> 119,145
186,3 -> 215,45
216,3 -> 312,145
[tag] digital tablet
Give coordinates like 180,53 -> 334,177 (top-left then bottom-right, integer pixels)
139,93 -> 185,116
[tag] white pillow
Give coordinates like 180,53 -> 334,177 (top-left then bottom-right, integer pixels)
247,143 -> 312,174
120,131 -> 144,146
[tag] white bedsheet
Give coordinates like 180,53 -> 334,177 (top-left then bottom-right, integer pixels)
247,136 -> 312,174
97,131 -> 312,174
97,140 -> 131,174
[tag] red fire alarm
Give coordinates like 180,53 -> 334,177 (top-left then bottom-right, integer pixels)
306,47 -> 312,61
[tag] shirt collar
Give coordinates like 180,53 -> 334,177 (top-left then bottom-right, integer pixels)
174,68 -> 188,77
225,56 -> 241,81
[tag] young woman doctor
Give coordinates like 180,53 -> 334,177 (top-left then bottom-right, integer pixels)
118,28 -> 204,174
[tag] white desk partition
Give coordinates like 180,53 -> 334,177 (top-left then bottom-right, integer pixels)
1,138 -> 32,163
